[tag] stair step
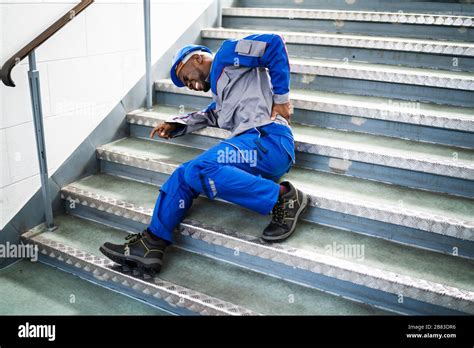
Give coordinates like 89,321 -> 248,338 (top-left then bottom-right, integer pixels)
222,7 -> 474,42
22,217 -> 256,316
129,107 -> 474,198
59,173 -> 474,314
128,105 -> 474,182
235,0 -> 474,15
286,57 -> 474,108
202,27 -> 474,56
154,79 -> 474,133
223,7 -> 474,27
0,259 -> 168,315
95,137 -> 474,257
154,78 -> 474,148
22,214 -> 388,315
201,28 -> 474,71
289,57 -> 474,92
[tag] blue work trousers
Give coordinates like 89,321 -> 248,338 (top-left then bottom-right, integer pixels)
148,122 -> 295,242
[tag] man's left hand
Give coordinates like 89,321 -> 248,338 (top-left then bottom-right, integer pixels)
271,101 -> 293,124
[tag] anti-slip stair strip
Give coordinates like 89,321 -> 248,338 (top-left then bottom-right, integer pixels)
296,181 -> 473,242
95,142 -> 474,241
154,79 -> 474,132
290,57 -> 474,91
58,184 -> 474,314
21,226 -> 258,316
201,28 -> 474,57
222,7 -> 474,27
127,109 -> 474,180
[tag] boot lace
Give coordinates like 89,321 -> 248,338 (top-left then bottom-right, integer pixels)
271,198 -> 289,225
125,232 -> 145,244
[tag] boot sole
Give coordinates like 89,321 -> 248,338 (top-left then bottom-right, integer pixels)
262,191 -> 309,242
99,245 -> 163,273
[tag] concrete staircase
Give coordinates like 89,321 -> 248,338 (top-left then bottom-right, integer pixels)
21,0 -> 474,315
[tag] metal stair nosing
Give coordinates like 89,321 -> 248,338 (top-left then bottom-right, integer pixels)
20,225 -> 259,316
58,183 -> 474,315
235,0 -> 474,14
222,7 -> 474,28
201,28 -> 474,57
221,8 -> 474,44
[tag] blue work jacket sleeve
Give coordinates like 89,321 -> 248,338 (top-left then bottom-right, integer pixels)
166,101 -> 218,138
223,33 -> 291,104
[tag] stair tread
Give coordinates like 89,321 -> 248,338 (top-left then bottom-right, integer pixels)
128,105 -> 474,176
235,0 -> 474,14
154,79 -> 474,126
293,123 -> 474,167
291,56 -> 474,81
0,259 -> 168,315
293,89 -> 474,120
223,7 -> 474,27
64,172 -> 474,293
202,28 -> 474,55
35,214 -> 387,315
99,136 -> 474,227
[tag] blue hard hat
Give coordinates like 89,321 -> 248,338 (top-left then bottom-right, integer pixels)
170,44 -> 212,87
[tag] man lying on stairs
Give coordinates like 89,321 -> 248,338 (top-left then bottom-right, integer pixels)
100,33 -> 309,274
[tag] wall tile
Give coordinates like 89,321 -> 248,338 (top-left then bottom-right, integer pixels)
85,2 -> 142,56
5,121 -> 40,182
1,62 -> 52,129
43,109 -> 95,170
1,3 -> 72,63
1,174 -> 41,230
0,129 -> 12,188
46,53 -> 123,116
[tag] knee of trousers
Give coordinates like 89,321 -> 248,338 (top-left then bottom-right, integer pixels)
161,163 -> 187,191
183,159 -> 218,198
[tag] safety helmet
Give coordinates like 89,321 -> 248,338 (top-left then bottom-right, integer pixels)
170,44 -> 212,87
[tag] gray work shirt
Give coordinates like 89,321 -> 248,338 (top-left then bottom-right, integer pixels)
167,64 -> 291,139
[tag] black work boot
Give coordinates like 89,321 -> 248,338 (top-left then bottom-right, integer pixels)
99,228 -> 168,274
262,181 -> 308,241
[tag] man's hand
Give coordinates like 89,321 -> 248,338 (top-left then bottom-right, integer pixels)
271,101 -> 293,124
150,122 -> 180,139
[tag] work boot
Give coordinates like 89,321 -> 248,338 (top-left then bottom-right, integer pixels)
262,181 -> 308,241
99,228 -> 168,274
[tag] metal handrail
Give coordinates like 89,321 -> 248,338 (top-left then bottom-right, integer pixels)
0,0 -> 215,230
0,0 -> 95,231
144,0 -> 152,110
0,0 -> 94,88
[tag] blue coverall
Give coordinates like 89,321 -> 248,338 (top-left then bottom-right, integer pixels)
148,34 -> 295,242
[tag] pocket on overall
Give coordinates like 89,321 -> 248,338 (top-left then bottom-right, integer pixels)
253,136 -> 269,161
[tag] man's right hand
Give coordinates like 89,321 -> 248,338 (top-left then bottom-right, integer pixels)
271,101 -> 293,124
150,122 -> 180,139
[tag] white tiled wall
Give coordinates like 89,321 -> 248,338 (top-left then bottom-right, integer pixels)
0,0 -> 214,228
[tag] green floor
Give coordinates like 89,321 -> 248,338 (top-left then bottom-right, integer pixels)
0,260 -> 168,315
